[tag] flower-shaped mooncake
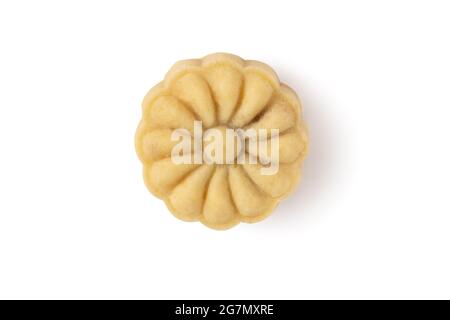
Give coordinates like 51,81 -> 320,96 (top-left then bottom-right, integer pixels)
136,53 -> 308,229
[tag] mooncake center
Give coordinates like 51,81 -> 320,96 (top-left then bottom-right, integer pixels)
203,126 -> 243,164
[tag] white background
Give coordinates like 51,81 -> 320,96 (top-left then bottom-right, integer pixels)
0,0 -> 449,299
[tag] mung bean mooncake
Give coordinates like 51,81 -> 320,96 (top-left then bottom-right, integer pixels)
135,53 -> 308,230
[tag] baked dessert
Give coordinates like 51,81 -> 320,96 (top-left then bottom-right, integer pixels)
135,53 -> 308,229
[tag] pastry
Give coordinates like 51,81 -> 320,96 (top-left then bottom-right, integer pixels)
135,53 -> 308,230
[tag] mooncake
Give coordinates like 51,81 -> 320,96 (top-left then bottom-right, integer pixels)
135,53 -> 308,230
